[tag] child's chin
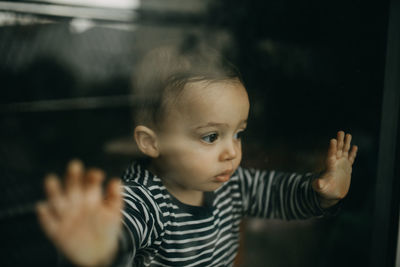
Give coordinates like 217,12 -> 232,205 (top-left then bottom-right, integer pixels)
204,182 -> 225,191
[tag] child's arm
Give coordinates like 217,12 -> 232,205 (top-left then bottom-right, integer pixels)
237,131 -> 357,220
312,131 -> 358,209
36,160 -> 123,267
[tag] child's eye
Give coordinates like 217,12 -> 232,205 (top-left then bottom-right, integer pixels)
234,130 -> 245,140
201,133 -> 219,143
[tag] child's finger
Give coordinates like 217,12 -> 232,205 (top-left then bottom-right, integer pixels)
325,139 -> 337,171
327,139 -> 337,159
45,175 -> 67,218
336,131 -> 345,157
36,202 -> 59,238
348,145 -> 358,164
342,133 -> 352,157
105,178 -> 123,212
84,168 -> 105,205
45,174 -> 63,201
65,159 -> 84,195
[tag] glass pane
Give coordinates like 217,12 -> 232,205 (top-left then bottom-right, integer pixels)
0,1 -> 390,266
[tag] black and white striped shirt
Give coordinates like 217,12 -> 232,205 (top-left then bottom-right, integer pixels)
118,162 -> 324,267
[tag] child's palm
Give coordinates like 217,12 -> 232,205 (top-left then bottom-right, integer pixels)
313,131 -> 358,208
36,161 -> 123,267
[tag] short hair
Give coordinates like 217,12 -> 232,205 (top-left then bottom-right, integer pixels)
132,36 -> 243,128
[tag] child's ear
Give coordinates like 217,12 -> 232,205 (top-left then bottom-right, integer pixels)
134,125 -> 160,158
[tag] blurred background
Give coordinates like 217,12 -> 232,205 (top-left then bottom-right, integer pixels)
0,0 -> 399,266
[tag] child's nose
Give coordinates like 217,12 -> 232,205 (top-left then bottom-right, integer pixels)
219,140 -> 238,161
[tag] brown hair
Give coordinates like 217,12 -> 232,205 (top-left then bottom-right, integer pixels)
132,36 -> 243,128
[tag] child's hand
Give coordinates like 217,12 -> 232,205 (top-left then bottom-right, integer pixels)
36,160 -> 123,267
313,131 -> 358,209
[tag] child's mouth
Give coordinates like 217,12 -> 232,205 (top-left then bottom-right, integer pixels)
215,170 -> 232,182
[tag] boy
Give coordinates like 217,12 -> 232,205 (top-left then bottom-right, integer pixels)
36,40 -> 358,267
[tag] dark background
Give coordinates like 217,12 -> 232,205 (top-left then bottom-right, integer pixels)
0,0 -> 398,266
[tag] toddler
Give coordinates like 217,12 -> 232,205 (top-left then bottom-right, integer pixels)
36,39 -> 358,267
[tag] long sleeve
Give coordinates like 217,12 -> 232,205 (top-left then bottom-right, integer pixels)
110,184 -> 165,267
237,167 -> 324,220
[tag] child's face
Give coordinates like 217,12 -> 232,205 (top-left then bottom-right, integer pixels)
153,80 -> 250,194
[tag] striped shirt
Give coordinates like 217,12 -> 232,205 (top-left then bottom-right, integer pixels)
117,162 -> 324,267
